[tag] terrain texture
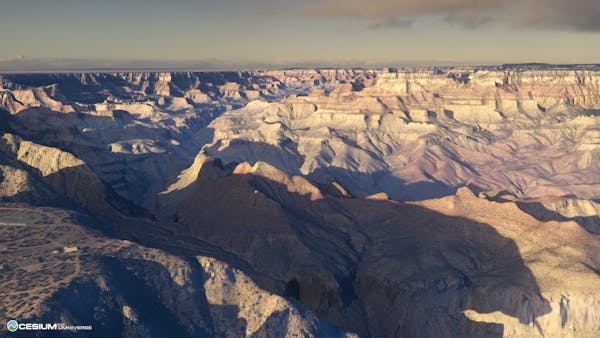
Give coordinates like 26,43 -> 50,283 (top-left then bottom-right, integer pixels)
0,66 -> 599,337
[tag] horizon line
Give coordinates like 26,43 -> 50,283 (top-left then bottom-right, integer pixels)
1,63 -> 600,75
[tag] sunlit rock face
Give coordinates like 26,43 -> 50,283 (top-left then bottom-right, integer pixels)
0,70 -> 375,208
5,68 -> 596,205
203,68 -> 600,201
1,67 -> 599,338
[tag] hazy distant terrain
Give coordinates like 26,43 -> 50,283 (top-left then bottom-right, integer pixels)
1,67 -> 599,337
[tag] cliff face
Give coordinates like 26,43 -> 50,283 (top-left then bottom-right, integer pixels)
0,71 -> 345,209
3,69 -> 598,204
415,189 -> 600,338
0,133 -> 138,216
0,164 -> 55,203
204,69 -> 600,201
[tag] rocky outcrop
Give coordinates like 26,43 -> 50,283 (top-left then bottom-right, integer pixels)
158,153 -> 600,337
494,194 -> 600,235
11,86 -> 75,113
0,164 -> 56,203
0,205 -> 354,338
415,188 -> 600,337
0,90 -> 26,113
0,133 -> 139,216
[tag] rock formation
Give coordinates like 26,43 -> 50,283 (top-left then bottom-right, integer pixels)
0,67 -> 599,337
203,68 -> 600,201
156,153 -> 599,337
0,205 -> 354,337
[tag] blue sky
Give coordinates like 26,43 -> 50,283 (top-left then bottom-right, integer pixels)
1,0 -> 599,68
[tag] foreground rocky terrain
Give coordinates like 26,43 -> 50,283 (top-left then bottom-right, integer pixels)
0,205 -> 353,337
0,66 -> 599,337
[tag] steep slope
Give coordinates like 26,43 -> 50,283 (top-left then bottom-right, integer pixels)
0,205 -> 354,338
158,152 -> 600,337
520,197 -> 600,235
0,164 -> 57,203
481,190 -> 600,235
414,189 -> 600,337
0,133 -> 140,216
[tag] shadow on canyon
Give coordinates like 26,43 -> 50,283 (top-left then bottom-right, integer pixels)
34,255 -> 347,338
1,71 -> 276,107
204,139 -> 461,201
145,155 -> 553,337
2,134 -> 556,337
9,107 -> 218,209
517,201 -> 600,235
486,193 -> 600,236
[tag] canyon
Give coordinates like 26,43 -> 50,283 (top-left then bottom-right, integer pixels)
0,66 -> 599,337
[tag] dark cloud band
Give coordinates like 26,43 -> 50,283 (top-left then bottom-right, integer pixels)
301,0 -> 600,31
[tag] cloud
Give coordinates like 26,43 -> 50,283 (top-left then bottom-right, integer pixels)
301,0 -> 600,32
366,17 -> 413,30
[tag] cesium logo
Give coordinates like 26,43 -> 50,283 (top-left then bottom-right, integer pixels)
4,320 -> 91,332
6,320 -> 18,332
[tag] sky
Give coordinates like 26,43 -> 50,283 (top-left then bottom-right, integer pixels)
0,0 -> 599,69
